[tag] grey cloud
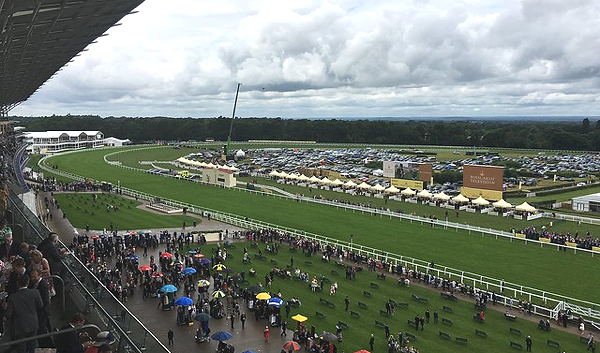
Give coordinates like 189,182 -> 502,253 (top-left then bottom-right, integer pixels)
13,0 -> 600,117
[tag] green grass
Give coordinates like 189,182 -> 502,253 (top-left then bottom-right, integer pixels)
508,185 -> 600,205
111,145 -> 600,235
205,242 -> 586,353
27,154 -> 74,183
54,193 -> 199,231
106,146 -> 202,170
242,176 -> 600,235
44,148 -> 600,303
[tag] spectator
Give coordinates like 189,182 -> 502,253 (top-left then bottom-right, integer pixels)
29,269 -> 51,336
6,274 -> 43,353
55,313 -> 88,353
38,233 -> 64,275
6,257 -> 27,295
0,230 -> 19,260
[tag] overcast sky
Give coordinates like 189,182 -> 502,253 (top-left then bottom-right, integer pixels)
13,0 -> 600,118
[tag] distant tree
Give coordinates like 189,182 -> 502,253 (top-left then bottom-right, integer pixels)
582,118 -> 591,131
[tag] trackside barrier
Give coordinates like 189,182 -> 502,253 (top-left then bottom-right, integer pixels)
99,148 -> 600,257
38,149 -> 600,322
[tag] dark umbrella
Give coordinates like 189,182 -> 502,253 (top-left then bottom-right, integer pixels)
248,285 -> 263,293
195,312 -> 210,322
320,332 -> 337,343
210,331 -> 233,341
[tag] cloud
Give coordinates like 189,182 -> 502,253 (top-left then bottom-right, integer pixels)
13,0 -> 600,117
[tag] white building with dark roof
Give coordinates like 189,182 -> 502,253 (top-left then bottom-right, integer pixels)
572,192 -> 600,213
23,130 -> 129,154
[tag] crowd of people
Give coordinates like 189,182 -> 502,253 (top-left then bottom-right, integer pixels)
0,226 -> 118,352
520,226 -> 600,250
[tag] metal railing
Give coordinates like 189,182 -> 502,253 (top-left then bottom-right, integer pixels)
0,324 -> 100,350
37,149 -> 600,321
6,191 -> 171,353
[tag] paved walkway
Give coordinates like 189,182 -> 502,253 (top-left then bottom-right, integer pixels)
37,191 -> 292,353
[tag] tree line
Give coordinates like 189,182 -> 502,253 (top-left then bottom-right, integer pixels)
12,115 -> 600,151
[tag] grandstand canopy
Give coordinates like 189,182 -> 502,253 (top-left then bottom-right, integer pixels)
0,0 -> 144,114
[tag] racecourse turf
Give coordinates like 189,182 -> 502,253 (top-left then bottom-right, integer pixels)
54,193 -> 199,231
239,176 -> 600,235
200,242 -> 587,353
43,148 -> 600,304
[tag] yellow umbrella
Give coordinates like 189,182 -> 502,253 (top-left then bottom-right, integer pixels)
213,263 -> 227,271
212,290 -> 226,299
291,314 -> 308,323
256,292 -> 271,300
197,280 -> 210,287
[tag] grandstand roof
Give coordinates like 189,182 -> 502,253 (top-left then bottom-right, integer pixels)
0,0 -> 144,110
24,130 -> 101,138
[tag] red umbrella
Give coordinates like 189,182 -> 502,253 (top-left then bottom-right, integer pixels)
193,253 -> 204,258
139,265 -> 151,271
160,252 -> 173,258
283,341 -> 301,351
90,235 -> 100,240
151,272 -> 164,278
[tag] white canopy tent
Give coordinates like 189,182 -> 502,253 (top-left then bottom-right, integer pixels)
433,192 -> 451,201
319,177 -> 333,185
371,184 -> 385,192
297,174 -> 309,181
452,194 -> 470,203
357,182 -> 372,190
492,199 -> 513,209
515,202 -> 537,213
401,187 -> 416,196
471,196 -> 490,206
287,173 -> 300,180
331,179 -> 344,186
268,170 -> 280,177
417,190 -> 433,199
344,180 -> 358,188
308,175 -> 320,183
385,185 -> 400,193
279,171 -> 290,179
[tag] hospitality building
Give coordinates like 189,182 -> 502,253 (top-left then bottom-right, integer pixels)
23,130 -> 130,154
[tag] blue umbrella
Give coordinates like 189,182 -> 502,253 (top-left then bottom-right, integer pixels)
174,297 -> 194,306
210,331 -> 233,341
268,297 -> 285,308
200,258 -> 212,265
188,250 -> 198,254
160,284 -> 177,293
181,267 -> 197,275
125,254 -> 139,260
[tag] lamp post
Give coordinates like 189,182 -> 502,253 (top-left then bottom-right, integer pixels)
350,234 -> 353,253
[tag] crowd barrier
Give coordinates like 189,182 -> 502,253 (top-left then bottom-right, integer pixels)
35,153 -> 600,323
6,190 -> 170,353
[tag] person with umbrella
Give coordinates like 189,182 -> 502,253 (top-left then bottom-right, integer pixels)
240,313 -> 246,329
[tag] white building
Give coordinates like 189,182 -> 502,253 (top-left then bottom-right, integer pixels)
23,130 -> 129,154
572,193 -> 600,213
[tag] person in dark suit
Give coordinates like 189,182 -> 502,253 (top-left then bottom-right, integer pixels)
29,269 -> 51,335
0,231 -> 20,261
6,257 -> 27,295
6,274 -> 43,353
55,313 -> 88,353
38,233 -> 64,276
